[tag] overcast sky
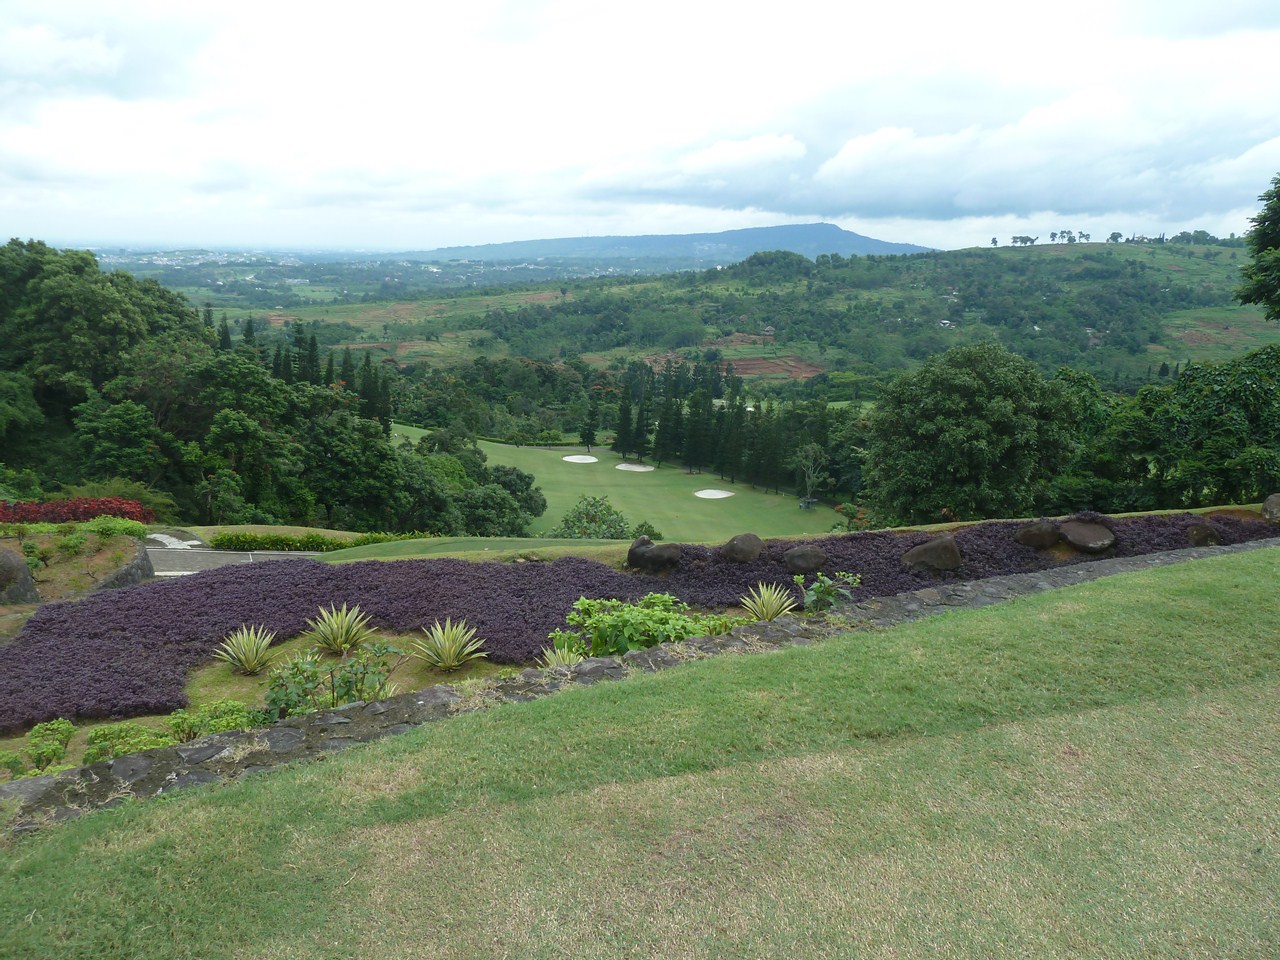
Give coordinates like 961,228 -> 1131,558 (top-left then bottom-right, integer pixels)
2,0 -> 1279,252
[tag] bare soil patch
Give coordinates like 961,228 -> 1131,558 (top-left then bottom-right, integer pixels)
727,356 -> 825,379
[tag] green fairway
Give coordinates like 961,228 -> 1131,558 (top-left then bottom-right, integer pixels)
477,441 -> 840,541
323,536 -> 627,563
3,549 -> 1278,959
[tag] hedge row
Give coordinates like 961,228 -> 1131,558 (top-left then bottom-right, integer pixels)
0,498 -> 155,524
208,530 -> 433,552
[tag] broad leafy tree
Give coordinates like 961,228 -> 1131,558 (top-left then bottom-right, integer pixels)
864,342 -> 1075,522
1238,171 -> 1280,321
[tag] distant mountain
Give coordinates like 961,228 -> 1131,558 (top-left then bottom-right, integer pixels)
399,223 -> 932,263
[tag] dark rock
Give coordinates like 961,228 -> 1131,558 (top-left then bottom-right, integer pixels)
158,770 -> 221,794
622,647 -> 681,672
783,544 -> 827,575
265,727 -> 307,753
408,685 -> 460,721
570,657 -> 625,684
626,536 -> 682,572
176,742 -> 229,765
1059,518 -> 1115,554
0,549 -> 39,604
0,772 -> 56,807
1186,523 -> 1221,547
110,754 -> 153,784
1265,493 -> 1280,523
901,533 -> 962,571
719,533 -> 764,563
1014,521 -> 1060,550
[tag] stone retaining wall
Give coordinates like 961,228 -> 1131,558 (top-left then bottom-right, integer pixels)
5,536 -> 1278,834
95,538 -> 154,591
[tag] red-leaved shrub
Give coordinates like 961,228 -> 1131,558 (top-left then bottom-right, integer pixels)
0,497 -> 155,524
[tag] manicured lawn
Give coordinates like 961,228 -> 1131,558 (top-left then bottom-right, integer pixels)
2,549 -> 1278,959
477,440 -> 839,541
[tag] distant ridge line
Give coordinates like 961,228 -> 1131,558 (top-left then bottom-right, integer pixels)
395,222 -> 933,263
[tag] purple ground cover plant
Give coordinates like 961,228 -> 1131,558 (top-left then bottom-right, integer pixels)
0,512 -> 1273,733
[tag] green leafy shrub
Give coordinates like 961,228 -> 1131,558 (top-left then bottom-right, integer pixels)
208,531 -> 431,552
411,619 -> 488,672
213,624 -> 278,675
554,593 -> 724,657
0,750 -> 24,778
740,582 -> 799,621
165,699 -> 268,742
266,642 -> 405,719
548,495 -> 633,539
83,722 -> 176,764
793,571 -> 862,612
79,515 -> 148,539
303,603 -> 376,656
54,532 -> 88,558
630,520 -> 664,541
0,718 -> 78,777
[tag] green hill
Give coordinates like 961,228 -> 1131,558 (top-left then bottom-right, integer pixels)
3,549 -> 1277,958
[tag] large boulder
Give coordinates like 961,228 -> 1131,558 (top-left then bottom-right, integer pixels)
0,549 -> 39,604
719,533 -> 764,564
1186,522 -> 1221,548
1014,521 -> 1060,550
783,544 -> 827,575
901,533 -> 962,572
1059,517 -> 1115,554
1265,493 -> 1280,523
626,536 -> 682,573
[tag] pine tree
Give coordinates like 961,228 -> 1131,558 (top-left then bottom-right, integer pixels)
580,392 -> 600,451
339,348 -> 356,390
612,391 -> 633,459
243,316 -> 257,347
716,395 -> 747,482
324,354 -> 336,387
653,391 -> 683,465
217,318 -> 232,350
632,393 -> 651,462
682,388 -> 713,473
304,334 -> 322,385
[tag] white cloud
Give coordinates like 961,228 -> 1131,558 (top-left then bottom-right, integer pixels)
1,0 -> 1277,249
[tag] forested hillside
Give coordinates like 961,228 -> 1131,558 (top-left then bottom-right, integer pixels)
5,202 -> 1280,530
0,240 -> 544,534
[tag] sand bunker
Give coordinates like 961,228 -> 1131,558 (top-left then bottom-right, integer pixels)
561,455 -> 599,463
616,463 -> 655,472
694,489 -> 735,499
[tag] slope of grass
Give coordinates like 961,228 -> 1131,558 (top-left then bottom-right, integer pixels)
478,440 -> 839,540
322,535 -> 628,563
2,549 -> 1277,959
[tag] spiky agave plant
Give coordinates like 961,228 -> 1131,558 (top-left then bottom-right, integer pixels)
304,602 -> 376,656
739,582 -> 798,622
537,630 -> 586,668
213,624 -> 278,675
411,618 -> 488,672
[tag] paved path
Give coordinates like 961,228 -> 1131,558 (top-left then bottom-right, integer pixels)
145,545 -> 319,577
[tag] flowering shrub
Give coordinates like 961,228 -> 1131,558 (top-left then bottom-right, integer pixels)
0,511 -> 1272,733
0,498 -> 154,524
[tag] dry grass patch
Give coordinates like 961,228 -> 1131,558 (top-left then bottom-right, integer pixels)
329,681 -> 1280,960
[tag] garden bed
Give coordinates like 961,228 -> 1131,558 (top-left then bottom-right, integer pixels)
0,512 -> 1272,734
